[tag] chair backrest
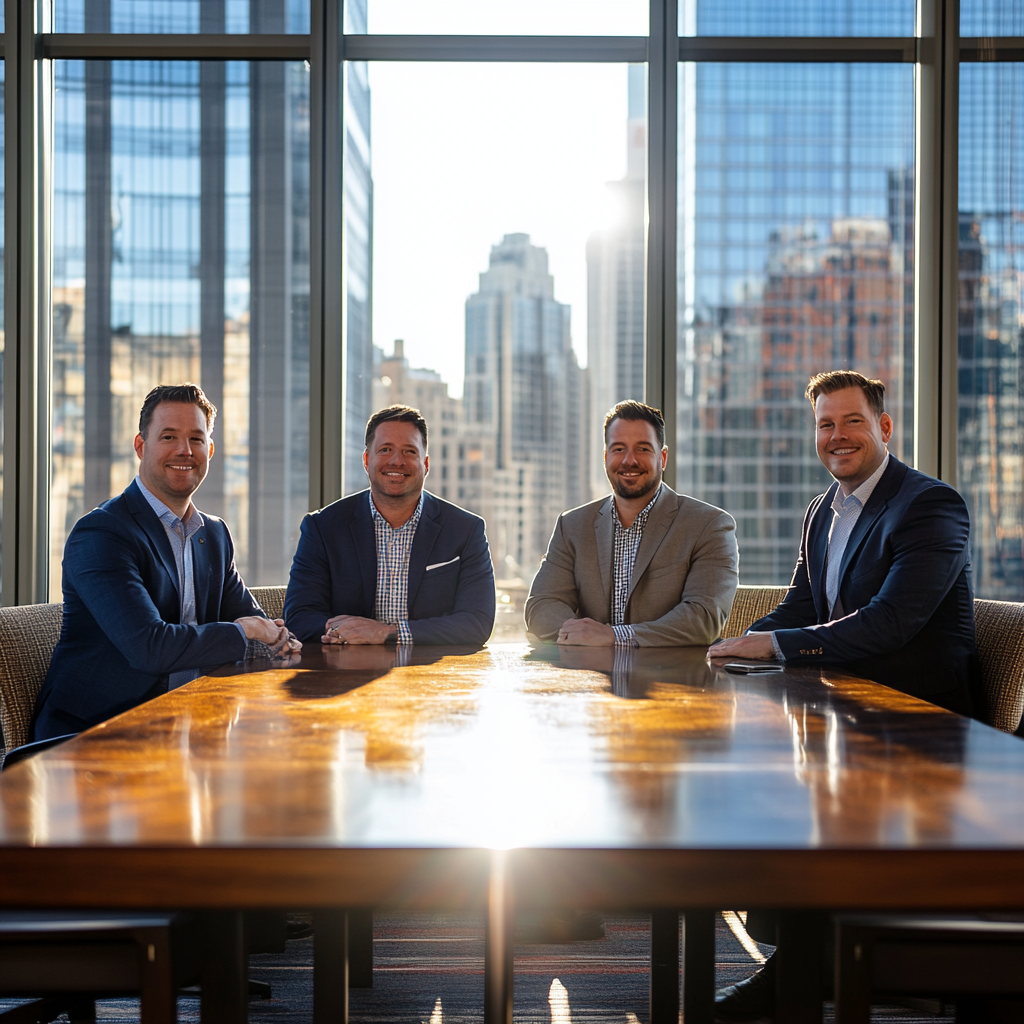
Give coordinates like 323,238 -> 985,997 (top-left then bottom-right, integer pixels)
249,585 -> 286,621
0,603 -> 64,753
974,599 -> 1024,733
721,585 -> 789,639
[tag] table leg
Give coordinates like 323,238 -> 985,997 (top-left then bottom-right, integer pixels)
200,911 -> 247,1024
775,912 -> 823,1024
348,909 -> 374,988
484,851 -> 513,1024
682,910 -> 716,1024
313,910 -> 348,1024
650,911 -> 679,1024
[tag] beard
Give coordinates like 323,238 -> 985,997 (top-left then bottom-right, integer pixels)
609,468 -> 662,501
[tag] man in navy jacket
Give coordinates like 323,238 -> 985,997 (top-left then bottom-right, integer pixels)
32,384 -> 298,742
711,369 -> 977,715
284,405 -> 495,647
708,370 -> 978,1022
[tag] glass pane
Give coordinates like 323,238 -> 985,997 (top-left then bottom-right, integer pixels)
52,59 -> 310,593
676,62 -> 916,584
681,0 -> 915,37
961,0 -> 1024,36
54,0 -> 309,33
0,62 -> 4,595
958,64 -> 1024,600
361,0 -> 647,36
356,62 -> 645,639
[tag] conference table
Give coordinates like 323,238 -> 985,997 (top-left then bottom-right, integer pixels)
2,642 -> 1024,1024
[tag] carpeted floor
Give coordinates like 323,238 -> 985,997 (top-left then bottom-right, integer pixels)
1,912 -> 953,1023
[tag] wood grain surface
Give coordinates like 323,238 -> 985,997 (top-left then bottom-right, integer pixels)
2,643 -> 1024,909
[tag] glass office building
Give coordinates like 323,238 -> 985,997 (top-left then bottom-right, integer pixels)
48,0 -> 372,590
0,0 -> 1016,613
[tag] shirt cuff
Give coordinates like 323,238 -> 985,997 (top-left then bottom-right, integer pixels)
244,638 -> 274,660
744,629 -> 785,661
234,622 -> 248,642
612,623 -> 639,648
397,620 -> 414,645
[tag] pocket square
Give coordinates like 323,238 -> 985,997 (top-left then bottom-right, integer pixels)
426,556 -> 460,571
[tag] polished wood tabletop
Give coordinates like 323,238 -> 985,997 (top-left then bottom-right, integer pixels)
2,643 -> 1024,912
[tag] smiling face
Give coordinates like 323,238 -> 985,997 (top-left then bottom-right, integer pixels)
134,401 -> 213,514
604,416 -> 667,502
363,420 -> 429,503
814,386 -> 892,494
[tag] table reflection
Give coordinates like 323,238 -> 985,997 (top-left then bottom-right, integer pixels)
1,644 -> 1021,852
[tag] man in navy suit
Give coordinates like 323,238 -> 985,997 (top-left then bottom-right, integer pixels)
711,369 -> 976,714
32,384 -> 300,742
709,369 -> 978,1021
284,405 -> 495,646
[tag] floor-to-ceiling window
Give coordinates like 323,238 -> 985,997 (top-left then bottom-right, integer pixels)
0,0 -> 1018,612
957,1 -> 1024,600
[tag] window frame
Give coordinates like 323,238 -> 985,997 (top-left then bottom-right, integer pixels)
0,0 -> 1017,603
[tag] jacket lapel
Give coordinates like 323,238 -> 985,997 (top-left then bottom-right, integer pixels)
350,494 -> 379,618
594,498 -> 614,612
626,488 -> 675,601
807,483 -> 837,621
191,520 -> 212,618
125,479 -> 181,605
407,494 -> 441,608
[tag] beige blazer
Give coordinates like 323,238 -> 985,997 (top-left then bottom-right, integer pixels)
524,485 -> 738,647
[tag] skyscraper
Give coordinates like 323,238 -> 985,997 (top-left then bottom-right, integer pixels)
957,63 -> 1024,599
464,233 -> 588,578
343,0 -> 375,495
50,0 -> 374,590
586,64 -> 647,500
676,57 -> 916,584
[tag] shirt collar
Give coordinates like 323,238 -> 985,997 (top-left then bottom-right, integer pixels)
832,453 -> 889,512
368,489 -> 425,530
612,482 -> 662,529
135,475 -> 202,532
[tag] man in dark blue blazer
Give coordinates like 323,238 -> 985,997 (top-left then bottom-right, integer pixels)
284,405 -> 495,646
709,370 -> 979,1022
711,369 -> 977,715
32,384 -> 299,742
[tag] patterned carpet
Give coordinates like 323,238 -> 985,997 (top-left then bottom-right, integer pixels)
2,912 -> 953,1023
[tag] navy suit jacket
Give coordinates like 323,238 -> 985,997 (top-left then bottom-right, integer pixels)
34,480 -> 261,734
750,457 -> 978,705
284,490 -> 496,645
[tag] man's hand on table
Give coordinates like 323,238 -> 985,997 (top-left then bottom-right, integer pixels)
708,632 -> 776,660
236,616 -> 302,657
323,615 -> 395,645
556,617 -> 615,647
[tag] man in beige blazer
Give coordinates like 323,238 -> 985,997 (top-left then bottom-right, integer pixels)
525,401 -> 738,647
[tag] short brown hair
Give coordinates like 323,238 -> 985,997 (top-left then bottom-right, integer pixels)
139,383 -> 216,438
603,400 -> 666,449
364,405 -> 428,450
805,371 -> 886,418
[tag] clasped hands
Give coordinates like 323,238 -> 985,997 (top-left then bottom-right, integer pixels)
235,615 -> 302,657
322,615 -> 396,645
555,617 -> 615,646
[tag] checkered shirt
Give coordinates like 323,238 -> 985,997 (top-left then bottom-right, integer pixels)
369,491 -> 425,644
610,485 -> 662,647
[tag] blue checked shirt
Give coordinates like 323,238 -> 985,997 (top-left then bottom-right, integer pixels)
136,476 -> 249,687
610,485 -> 662,647
760,454 -> 889,660
369,491 -> 425,644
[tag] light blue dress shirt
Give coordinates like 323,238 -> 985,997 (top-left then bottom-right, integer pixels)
136,476 -> 248,687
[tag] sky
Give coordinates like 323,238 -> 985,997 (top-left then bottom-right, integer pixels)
364,3 -> 644,397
